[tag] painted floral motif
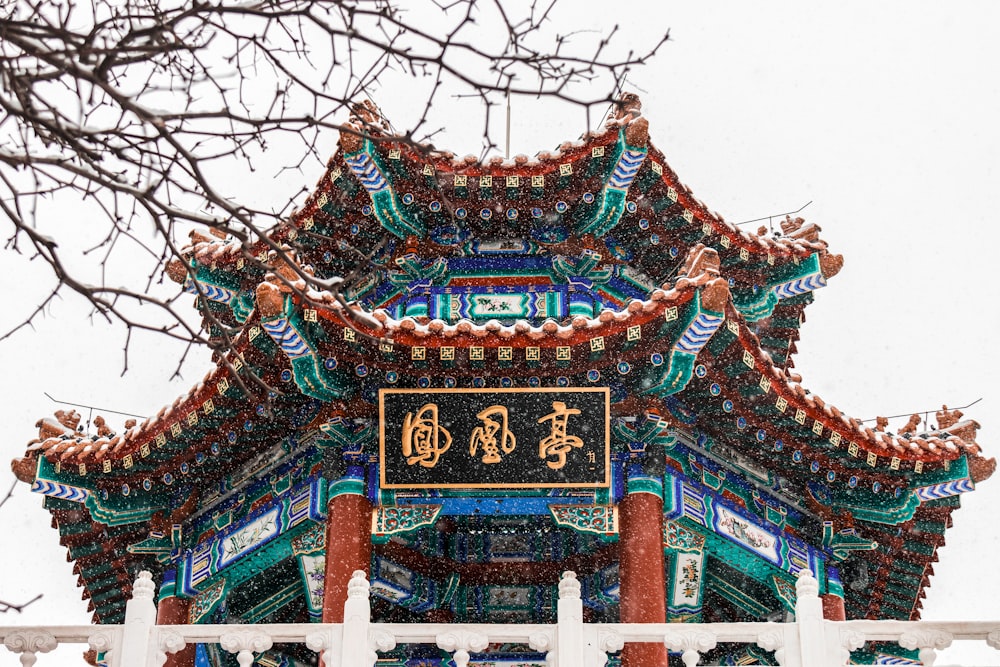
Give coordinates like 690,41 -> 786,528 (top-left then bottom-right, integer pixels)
664,520 -> 706,552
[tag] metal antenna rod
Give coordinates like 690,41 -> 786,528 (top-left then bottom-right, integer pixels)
505,89 -> 511,159
44,392 -> 146,418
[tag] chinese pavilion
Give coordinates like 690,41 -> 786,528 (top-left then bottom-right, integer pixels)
11,96 -> 994,666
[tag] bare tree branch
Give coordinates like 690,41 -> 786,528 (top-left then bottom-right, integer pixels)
0,0 -> 667,370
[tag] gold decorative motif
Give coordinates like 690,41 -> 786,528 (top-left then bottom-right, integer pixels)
759,376 -> 771,393
440,347 -> 455,361
526,347 -> 541,361
627,325 -> 641,341
343,328 -> 357,342
590,337 -> 605,352
411,347 -> 426,361
187,411 -> 198,426
559,163 -> 573,176
498,347 -> 513,361
776,397 -> 788,413
794,409 -> 806,425
651,161 -> 663,175
479,174 -> 493,188
422,164 -> 434,176
506,175 -> 519,187
867,452 -> 877,467
812,420 -> 823,435
556,346 -> 571,361
665,306 -> 678,322
453,175 -> 467,187
742,350 -> 755,368
388,149 -> 401,160
304,309 -> 318,323
469,346 -> 484,361
171,423 -> 182,437
140,443 -> 150,458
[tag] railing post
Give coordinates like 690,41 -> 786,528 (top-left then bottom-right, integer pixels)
118,571 -> 157,667
793,569 -> 837,667
340,570 -> 373,667
556,571 -> 584,667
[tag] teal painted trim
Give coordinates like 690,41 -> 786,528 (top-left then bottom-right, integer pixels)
645,349 -> 697,396
733,253 -> 822,322
626,475 -> 663,498
34,457 -> 162,526
329,477 -> 365,498
347,141 -> 424,239
577,131 -> 647,237
277,296 -> 353,401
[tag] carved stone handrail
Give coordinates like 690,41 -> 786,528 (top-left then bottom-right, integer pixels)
2,571 -> 1000,667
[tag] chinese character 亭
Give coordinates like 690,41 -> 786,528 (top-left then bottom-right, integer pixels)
401,403 -> 451,468
537,401 -> 584,470
469,405 -> 517,464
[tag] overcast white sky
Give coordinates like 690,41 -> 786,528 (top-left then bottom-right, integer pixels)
2,2 -> 999,665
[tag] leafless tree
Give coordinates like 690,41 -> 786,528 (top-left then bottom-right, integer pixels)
0,0 -> 667,369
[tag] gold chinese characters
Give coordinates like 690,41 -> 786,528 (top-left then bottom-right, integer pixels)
469,405 -> 516,463
399,400 -> 586,471
401,404 -> 452,468
538,401 -> 583,470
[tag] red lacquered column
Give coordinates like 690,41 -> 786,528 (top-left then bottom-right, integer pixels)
822,593 -> 847,621
156,571 -> 196,667
619,490 -> 669,667
321,490 -> 373,622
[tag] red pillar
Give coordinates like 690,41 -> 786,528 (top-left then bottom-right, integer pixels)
619,491 -> 669,667
821,593 -> 846,621
156,594 -> 196,667
321,492 -> 373,622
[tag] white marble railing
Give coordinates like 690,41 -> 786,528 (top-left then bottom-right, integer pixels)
2,570 -> 998,667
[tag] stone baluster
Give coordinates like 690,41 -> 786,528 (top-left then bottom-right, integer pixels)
3,630 -> 57,667
219,629 -> 273,667
755,628 -> 787,666
899,629 -> 953,667
555,571 -> 584,667
119,570 -> 157,667
663,627 -> 717,667
436,628 -> 489,667
340,570 -> 374,667
792,568 -> 838,667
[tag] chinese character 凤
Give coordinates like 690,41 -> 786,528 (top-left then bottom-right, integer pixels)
469,405 -> 517,464
538,401 -> 584,470
402,403 -> 451,468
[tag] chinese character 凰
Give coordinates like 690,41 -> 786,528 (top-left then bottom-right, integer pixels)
538,401 -> 583,470
402,403 -> 451,468
470,405 -> 517,464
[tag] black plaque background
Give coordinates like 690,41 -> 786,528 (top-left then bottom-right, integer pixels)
379,387 -> 609,489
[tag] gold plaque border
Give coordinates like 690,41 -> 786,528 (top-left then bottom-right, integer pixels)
378,387 -> 611,489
